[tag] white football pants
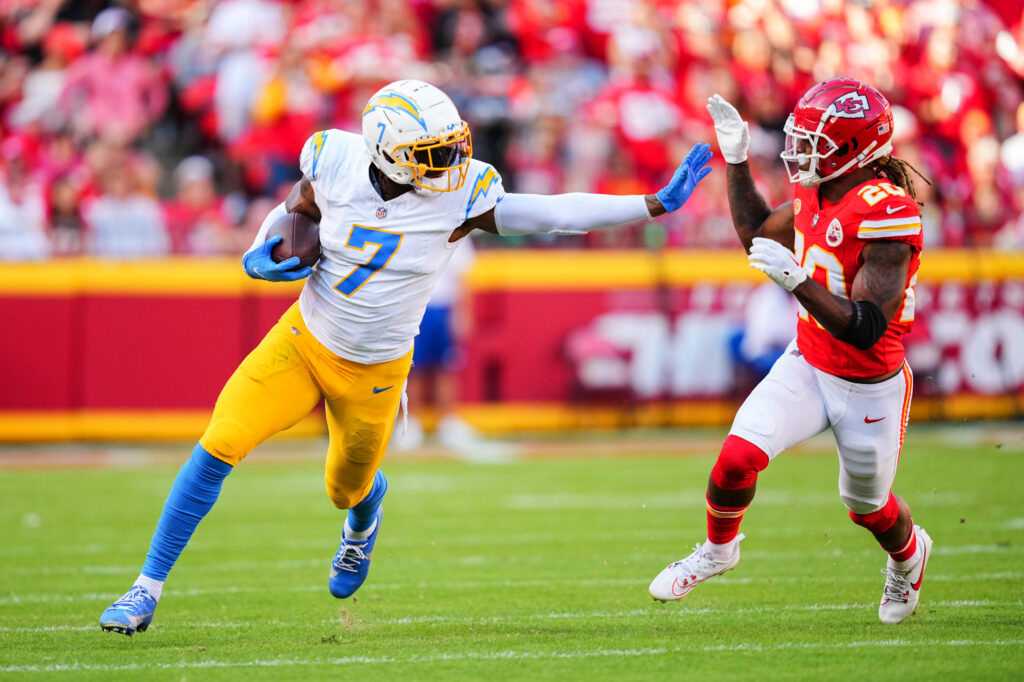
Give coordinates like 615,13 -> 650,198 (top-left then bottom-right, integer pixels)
729,340 -> 913,514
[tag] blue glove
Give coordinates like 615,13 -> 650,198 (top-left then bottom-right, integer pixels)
655,142 -> 713,213
242,235 -> 313,282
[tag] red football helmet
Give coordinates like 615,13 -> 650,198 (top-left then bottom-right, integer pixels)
780,78 -> 894,188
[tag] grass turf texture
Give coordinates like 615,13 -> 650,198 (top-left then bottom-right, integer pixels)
1,427 -> 1022,681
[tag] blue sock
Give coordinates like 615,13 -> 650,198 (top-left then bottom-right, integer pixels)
346,470 -> 387,533
140,444 -> 233,581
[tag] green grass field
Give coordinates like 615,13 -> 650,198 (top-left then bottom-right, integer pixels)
1,426 -> 1022,681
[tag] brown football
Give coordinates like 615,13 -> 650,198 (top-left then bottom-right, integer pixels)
266,211 -> 321,268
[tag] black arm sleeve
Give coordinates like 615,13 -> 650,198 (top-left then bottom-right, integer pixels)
836,300 -> 888,351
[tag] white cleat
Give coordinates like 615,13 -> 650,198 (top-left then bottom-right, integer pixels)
649,534 -> 745,602
879,525 -> 933,624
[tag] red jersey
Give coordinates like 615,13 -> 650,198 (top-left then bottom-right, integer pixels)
792,178 -> 923,378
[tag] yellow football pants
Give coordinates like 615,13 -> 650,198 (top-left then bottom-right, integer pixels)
199,302 -> 412,509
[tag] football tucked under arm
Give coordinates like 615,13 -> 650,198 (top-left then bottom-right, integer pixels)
241,202 -> 316,282
493,193 -> 652,236
249,202 -> 288,251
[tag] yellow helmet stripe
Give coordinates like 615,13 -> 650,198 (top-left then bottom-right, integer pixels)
362,92 -> 427,132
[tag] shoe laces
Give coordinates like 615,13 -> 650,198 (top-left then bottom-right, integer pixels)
333,540 -> 368,574
672,543 -> 714,574
881,567 -> 911,602
112,586 -> 151,610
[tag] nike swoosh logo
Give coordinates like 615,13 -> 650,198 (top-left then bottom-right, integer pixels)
911,542 -> 927,591
864,416 -> 886,423
372,385 -> 394,394
886,205 -> 906,214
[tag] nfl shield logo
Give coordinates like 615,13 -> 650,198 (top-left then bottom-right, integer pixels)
376,206 -> 387,219
826,218 -> 843,247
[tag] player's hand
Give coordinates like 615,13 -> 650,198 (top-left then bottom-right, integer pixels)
653,143 -> 713,214
707,94 -> 750,165
748,237 -> 806,291
242,235 -> 313,282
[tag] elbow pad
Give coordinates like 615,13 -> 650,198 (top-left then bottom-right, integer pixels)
837,300 -> 887,351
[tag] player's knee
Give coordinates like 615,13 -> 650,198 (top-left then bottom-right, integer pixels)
711,435 -> 770,490
199,418 -> 253,466
847,492 -> 899,533
324,479 -> 361,509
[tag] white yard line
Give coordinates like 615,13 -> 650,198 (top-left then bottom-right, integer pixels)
1,571 -> 1021,606
4,517 -> 1018,560
2,599 -> 1020,632
6,541 -> 1020,577
3,639 -> 1024,673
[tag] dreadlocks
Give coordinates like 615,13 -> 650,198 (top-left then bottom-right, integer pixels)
871,155 -> 931,203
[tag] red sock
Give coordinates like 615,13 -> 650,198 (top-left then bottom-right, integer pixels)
706,493 -> 748,544
886,527 -> 918,563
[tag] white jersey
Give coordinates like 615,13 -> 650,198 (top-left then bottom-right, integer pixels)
296,129 -> 504,364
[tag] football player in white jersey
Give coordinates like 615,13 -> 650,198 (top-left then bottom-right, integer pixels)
100,79 -> 713,636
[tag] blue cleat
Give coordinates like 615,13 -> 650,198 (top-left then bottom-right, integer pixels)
99,585 -> 157,636
329,507 -> 382,598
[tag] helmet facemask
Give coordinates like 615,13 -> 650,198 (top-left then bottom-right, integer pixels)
397,122 -> 472,192
781,115 -> 843,188
362,80 -> 473,193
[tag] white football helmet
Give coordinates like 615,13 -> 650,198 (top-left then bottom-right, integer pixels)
361,80 -> 472,192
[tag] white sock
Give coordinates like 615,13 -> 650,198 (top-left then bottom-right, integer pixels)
343,518 -> 377,541
705,538 -> 736,562
134,574 -> 164,601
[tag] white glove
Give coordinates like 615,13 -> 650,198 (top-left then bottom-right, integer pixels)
707,94 -> 750,164
748,237 -> 806,291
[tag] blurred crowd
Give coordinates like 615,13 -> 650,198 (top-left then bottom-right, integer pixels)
0,0 -> 1022,260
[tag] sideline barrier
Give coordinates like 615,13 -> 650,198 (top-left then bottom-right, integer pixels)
0,251 -> 1022,440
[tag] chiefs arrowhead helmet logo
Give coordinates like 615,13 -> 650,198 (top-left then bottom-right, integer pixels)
825,92 -> 871,120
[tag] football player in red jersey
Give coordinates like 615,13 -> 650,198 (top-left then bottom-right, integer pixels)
649,78 -> 933,624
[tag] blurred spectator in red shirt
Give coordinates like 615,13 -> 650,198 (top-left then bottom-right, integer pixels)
58,7 -> 168,144
588,53 -> 684,189
164,155 -> 237,255
903,26 -> 985,144
962,135 -> 1014,247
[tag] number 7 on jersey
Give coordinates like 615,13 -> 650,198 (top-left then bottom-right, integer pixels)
335,225 -> 403,296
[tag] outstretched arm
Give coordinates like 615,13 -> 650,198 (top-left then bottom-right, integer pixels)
459,143 -> 712,238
